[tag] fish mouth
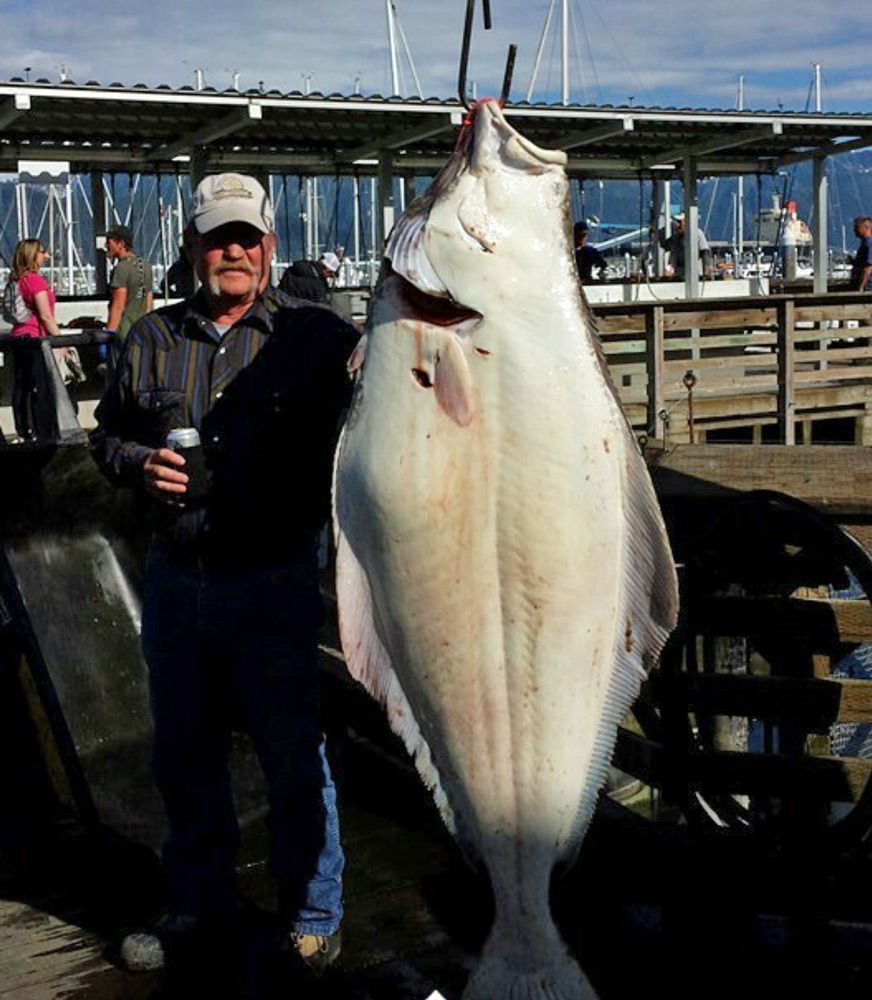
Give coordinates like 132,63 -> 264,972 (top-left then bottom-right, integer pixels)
472,99 -> 567,172
385,264 -> 481,328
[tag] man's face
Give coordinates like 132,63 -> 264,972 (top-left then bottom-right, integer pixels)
105,236 -> 123,260
191,222 -> 276,307
856,220 -> 872,239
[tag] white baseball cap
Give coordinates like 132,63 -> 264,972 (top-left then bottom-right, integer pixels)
320,251 -> 341,273
192,173 -> 275,234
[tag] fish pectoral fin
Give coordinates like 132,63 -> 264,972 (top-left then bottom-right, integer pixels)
348,333 -> 367,374
434,334 -> 476,427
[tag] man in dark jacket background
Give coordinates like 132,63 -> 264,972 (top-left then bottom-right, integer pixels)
279,251 -> 341,302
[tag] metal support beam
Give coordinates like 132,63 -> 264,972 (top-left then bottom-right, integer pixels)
377,151 -> 395,253
559,117 -> 633,152
651,181 -> 665,277
813,156 -> 828,294
152,103 -> 263,162
643,123 -> 782,169
778,135 -> 872,168
342,114 -> 461,163
683,158 -> 701,300
0,92 -> 30,131
189,146 -> 208,190
91,170 -> 108,297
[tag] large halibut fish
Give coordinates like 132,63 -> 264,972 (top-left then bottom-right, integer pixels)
333,99 -> 678,1000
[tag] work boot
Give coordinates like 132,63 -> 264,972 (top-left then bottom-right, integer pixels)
118,912 -> 203,972
282,928 -> 342,977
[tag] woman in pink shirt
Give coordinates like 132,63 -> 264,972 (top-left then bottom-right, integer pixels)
7,239 -> 62,441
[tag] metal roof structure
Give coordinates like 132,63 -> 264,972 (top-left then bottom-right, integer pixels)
2,79 -> 872,179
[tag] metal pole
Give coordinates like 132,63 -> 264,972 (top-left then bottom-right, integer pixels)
813,156 -> 828,294
527,0 -> 555,101
737,76 -> 744,277
91,171 -> 108,297
386,0 -> 400,95
21,183 -> 29,239
353,174 -> 361,273
813,63 -> 822,113
370,176 -> 378,285
48,185 -> 55,289
561,0 -> 569,106
377,151 -> 395,254
394,7 -> 423,97
15,182 -> 22,242
683,158 -> 701,300
65,181 -> 74,294
312,177 -> 321,260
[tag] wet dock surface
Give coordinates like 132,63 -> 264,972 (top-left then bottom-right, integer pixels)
1,604 -> 872,999
4,721 -> 872,1000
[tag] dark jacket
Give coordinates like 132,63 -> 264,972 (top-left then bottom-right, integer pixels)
90,286 -> 358,566
279,261 -> 329,303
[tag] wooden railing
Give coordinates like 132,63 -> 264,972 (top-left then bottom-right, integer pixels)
592,291 -> 872,445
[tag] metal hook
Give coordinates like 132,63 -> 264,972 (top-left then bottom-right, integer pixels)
458,0 -> 517,109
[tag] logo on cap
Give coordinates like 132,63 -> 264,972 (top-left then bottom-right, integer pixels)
211,175 -> 253,202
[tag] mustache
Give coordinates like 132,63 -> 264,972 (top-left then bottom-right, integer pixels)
212,261 -> 257,277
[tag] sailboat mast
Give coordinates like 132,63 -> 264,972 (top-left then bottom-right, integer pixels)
736,75 -> 744,275
385,0 -> 400,95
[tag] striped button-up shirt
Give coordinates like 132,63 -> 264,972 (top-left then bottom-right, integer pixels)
91,286 -> 359,565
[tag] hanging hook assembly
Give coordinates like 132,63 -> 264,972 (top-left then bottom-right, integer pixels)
458,0 -> 518,109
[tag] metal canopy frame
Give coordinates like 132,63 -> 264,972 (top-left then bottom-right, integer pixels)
2,81 -> 872,180
2,80 -> 871,294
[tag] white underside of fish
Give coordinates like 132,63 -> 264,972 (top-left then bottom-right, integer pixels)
334,100 -> 677,1000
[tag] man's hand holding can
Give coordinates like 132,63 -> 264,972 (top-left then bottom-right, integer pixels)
144,428 -> 209,503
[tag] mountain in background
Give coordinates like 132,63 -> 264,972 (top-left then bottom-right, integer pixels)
1,150 -> 871,282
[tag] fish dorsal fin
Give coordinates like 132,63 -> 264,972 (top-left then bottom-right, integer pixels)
333,485 -> 457,835
434,334 -> 477,427
560,430 -> 679,864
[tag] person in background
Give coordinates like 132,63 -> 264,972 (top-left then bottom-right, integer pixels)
573,222 -> 607,283
166,242 -> 195,298
850,216 -> 872,292
6,239 -> 64,442
664,213 -> 712,280
91,173 -> 357,980
279,251 -> 341,303
100,224 -> 154,352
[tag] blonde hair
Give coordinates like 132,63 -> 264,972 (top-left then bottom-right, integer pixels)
11,239 -> 43,280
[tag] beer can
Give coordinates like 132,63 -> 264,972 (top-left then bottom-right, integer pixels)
167,427 -> 201,451
166,427 -> 208,502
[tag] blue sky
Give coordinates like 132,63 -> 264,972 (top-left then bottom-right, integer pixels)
0,0 -> 869,113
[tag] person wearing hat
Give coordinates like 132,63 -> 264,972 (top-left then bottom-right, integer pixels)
90,173 -> 358,979
279,249 -> 342,303
663,212 -> 711,280
101,224 -> 154,349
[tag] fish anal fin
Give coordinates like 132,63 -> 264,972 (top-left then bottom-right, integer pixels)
334,524 -> 457,834
560,436 -> 679,866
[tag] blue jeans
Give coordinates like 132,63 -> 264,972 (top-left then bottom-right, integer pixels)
141,536 -> 344,935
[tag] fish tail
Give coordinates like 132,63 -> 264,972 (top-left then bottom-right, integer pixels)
461,927 -> 599,1000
